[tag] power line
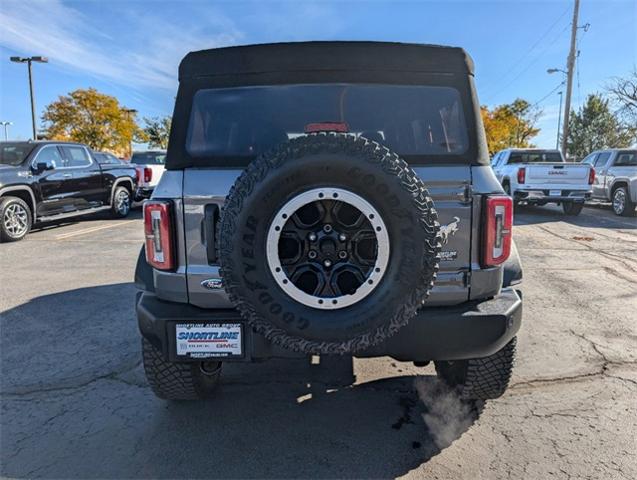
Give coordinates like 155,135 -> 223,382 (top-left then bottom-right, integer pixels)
532,82 -> 565,109
482,4 -> 571,101
485,23 -> 570,104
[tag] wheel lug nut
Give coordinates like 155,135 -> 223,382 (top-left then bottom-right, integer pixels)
339,234 -> 346,241
323,259 -> 332,267
308,250 -> 317,259
338,251 -> 347,259
323,224 -> 333,233
309,233 -> 317,242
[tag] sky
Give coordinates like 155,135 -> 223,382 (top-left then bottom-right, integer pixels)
0,0 -> 635,149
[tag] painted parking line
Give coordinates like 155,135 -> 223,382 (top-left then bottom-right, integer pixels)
54,221 -> 134,240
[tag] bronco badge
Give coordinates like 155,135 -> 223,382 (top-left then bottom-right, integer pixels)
440,216 -> 460,245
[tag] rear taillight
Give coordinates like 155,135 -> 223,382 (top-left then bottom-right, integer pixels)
144,201 -> 174,271
135,167 -> 141,184
482,195 -> 513,268
588,167 -> 595,185
304,122 -> 349,133
144,167 -> 153,183
517,167 -> 526,184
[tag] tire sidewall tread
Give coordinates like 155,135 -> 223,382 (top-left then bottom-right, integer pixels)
141,339 -> 220,400
219,133 -> 441,355
435,337 -> 517,400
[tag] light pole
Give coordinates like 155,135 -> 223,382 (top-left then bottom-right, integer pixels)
556,91 -> 563,150
123,108 -> 138,159
10,56 -> 48,140
547,68 -> 568,152
0,121 -> 13,141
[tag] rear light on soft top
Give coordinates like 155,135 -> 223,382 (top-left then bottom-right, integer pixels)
144,201 -> 175,271
304,122 -> 349,133
588,167 -> 595,185
481,195 -> 513,268
517,167 -> 526,184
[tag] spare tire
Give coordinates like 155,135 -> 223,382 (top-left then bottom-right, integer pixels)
219,133 -> 440,354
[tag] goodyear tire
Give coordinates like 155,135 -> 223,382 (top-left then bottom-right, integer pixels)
142,339 -> 221,400
435,337 -> 517,400
219,133 -> 441,354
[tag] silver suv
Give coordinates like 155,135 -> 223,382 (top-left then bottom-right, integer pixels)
581,149 -> 637,216
134,42 -> 524,402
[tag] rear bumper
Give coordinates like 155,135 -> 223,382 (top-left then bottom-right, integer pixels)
134,187 -> 154,201
137,288 -> 522,363
514,188 -> 591,204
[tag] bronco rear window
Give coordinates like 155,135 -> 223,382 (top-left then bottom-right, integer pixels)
186,84 -> 468,160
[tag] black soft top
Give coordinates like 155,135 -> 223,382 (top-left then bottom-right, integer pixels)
167,41 -> 489,170
179,41 -> 475,80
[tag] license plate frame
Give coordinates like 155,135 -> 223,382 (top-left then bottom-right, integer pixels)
549,189 -> 561,197
175,323 -> 243,359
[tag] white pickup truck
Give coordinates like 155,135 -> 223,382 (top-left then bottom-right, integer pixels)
131,150 -> 166,201
491,148 -> 594,216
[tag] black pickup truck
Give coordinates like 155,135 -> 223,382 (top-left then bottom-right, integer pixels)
0,141 -> 137,242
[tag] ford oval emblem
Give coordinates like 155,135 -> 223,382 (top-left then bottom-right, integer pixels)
201,278 -> 223,290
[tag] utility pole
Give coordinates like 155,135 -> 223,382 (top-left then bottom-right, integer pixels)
561,0 -> 580,158
123,108 -> 138,159
10,56 -> 48,140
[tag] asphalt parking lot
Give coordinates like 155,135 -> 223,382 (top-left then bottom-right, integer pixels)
1,204 -> 635,479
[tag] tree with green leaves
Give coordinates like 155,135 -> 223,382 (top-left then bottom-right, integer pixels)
42,88 -> 140,155
481,98 -> 541,155
566,93 -> 636,160
140,116 -> 172,149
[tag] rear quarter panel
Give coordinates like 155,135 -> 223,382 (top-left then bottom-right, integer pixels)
607,165 -> 637,202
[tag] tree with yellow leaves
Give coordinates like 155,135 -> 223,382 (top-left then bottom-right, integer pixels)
42,88 -> 141,155
481,99 -> 541,155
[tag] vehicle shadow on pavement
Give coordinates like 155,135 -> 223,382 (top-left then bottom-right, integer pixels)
514,204 -> 637,229
0,283 -> 482,479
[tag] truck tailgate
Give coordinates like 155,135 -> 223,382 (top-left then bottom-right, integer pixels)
525,163 -> 590,185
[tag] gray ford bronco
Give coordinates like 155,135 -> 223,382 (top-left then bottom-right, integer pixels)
135,42 -> 523,401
